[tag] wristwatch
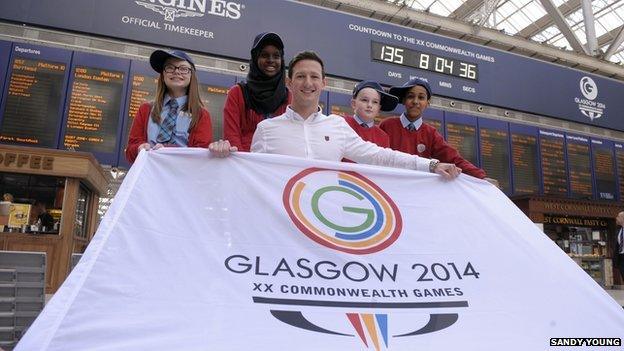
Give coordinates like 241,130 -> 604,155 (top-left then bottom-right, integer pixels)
429,159 -> 440,173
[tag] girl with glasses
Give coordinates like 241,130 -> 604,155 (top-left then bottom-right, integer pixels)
125,49 -> 213,163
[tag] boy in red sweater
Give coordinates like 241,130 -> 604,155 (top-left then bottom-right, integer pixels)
344,80 -> 398,148
380,78 -> 487,179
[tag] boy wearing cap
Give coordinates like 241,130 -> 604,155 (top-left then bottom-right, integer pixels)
344,81 -> 398,149
125,49 -> 212,163
380,78 -> 486,179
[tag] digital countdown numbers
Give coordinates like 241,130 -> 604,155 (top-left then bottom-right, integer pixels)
371,41 -> 479,81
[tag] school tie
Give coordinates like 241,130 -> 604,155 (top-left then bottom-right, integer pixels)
407,122 -> 416,131
157,99 -> 178,144
360,122 -> 369,128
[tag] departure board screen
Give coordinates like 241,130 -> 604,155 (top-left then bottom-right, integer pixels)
427,118 -> 443,135
0,57 -> 66,147
591,139 -> 616,201
539,130 -> 568,196
124,72 -> 158,143
199,84 -> 228,140
510,128 -> 539,194
127,73 -> 157,127
446,122 -> 478,166
63,66 -> 125,154
566,135 -> 593,199
616,143 -> 624,201
480,122 -> 510,193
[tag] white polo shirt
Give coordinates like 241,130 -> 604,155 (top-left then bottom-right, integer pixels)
251,106 -> 431,172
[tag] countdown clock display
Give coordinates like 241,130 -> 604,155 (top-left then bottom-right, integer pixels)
371,41 -> 479,81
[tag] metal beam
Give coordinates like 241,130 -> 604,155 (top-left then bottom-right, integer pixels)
475,0 -> 500,26
300,0 -> 624,77
449,0 -> 485,20
604,25 -> 624,60
517,0 -> 581,39
597,26 -> 623,48
538,0 -> 588,54
580,0 -> 598,55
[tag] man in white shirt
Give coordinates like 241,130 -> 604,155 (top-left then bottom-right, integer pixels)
210,51 -> 460,179
616,211 -> 624,283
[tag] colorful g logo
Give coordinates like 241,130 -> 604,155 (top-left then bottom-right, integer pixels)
283,168 -> 402,254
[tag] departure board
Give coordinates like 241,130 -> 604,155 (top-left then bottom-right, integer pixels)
616,143 -> 624,201
0,44 -> 71,147
0,40 -> 10,112
123,63 -> 158,144
445,112 -> 478,167
198,84 -> 228,141
0,58 -> 66,147
425,109 -> 444,135
199,72 -> 237,141
510,125 -> 539,194
127,74 -> 157,130
566,134 -> 593,200
479,119 -> 510,193
591,139 -> 616,201
539,130 -> 568,197
63,65 -> 125,155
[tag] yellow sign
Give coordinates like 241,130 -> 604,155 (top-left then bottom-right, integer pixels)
8,203 -> 31,228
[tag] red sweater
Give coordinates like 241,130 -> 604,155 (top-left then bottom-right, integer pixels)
344,115 -> 389,147
380,117 -> 486,178
223,84 -> 290,152
342,115 -> 389,163
125,102 -> 213,163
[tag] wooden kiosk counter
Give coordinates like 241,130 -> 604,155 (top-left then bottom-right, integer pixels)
0,145 -> 108,293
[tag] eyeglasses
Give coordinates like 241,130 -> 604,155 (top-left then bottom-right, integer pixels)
163,64 -> 193,75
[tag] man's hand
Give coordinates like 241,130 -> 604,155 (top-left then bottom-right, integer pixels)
209,139 -> 237,158
433,162 -> 462,180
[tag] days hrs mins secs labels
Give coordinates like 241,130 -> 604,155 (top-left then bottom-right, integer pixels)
371,41 -> 479,82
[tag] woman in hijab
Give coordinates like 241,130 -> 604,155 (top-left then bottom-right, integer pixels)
222,32 -> 290,151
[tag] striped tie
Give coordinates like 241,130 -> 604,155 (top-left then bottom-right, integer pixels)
360,122 -> 369,128
157,99 -> 178,144
407,122 -> 416,131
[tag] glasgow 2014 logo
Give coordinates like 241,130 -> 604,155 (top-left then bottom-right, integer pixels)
283,168 -> 402,255
575,76 -> 606,121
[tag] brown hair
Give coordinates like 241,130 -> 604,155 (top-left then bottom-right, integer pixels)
287,51 -> 325,79
150,67 -> 205,130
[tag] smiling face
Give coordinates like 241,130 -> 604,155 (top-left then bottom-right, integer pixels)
402,85 -> 430,121
351,88 -> 382,123
257,44 -> 282,77
162,57 -> 192,96
286,59 -> 326,112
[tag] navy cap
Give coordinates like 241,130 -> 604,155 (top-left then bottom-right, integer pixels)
352,80 -> 398,112
149,49 -> 196,73
251,32 -> 284,52
389,78 -> 432,102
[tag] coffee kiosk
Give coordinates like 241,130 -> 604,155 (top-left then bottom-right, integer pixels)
0,145 -> 107,293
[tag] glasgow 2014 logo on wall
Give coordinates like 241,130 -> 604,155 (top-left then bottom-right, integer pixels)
282,168 -> 402,254
135,0 -> 243,22
575,76 -> 606,121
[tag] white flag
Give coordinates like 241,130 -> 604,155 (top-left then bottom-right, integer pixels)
17,149 -> 624,350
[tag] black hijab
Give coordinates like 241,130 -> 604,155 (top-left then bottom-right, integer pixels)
240,32 -> 288,115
